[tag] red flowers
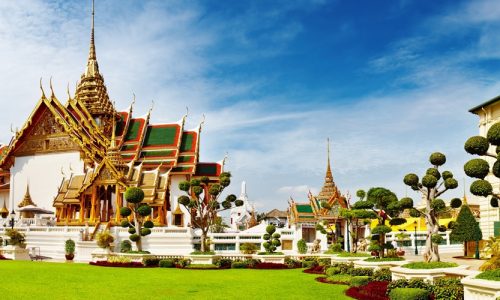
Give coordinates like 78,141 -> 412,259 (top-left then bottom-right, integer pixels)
345,281 -> 390,300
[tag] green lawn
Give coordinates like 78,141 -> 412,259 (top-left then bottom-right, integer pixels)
0,261 -> 350,300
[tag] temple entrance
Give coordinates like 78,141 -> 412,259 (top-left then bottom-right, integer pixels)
97,185 -> 116,222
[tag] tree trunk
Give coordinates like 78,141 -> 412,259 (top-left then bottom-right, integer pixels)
423,217 -> 440,262
200,231 -> 207,253
135,220 -> 142,252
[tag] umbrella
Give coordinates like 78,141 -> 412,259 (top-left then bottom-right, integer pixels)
16,205 -> 54,215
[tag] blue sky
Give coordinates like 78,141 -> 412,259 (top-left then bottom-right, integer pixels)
0,0 -> 500,212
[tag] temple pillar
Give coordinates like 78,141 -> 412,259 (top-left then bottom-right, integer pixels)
114,185 -> 122,223
90,185 -> 97,223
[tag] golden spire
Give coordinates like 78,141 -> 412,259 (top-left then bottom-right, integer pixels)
463,177 -> 468,205
0,199 -> 8,218
18,183 -> 36,208
326,137 -> 332,179
317,138 -> 336,201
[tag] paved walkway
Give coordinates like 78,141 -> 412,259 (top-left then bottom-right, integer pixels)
404,251 -> 485,270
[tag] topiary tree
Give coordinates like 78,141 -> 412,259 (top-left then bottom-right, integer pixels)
119,187 -> 153,252
178,172 -> 242,253
297,239 -> 307,254
464,123 -> 500,236
262,224 -> 281,253
450,204 -> 482,259
349,187 -> 410,258
403,152 -> 459,262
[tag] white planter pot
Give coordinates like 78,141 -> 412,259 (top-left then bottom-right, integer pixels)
1,245 -> 30,260
188,255 -> 215,265
255,255 -> 285,264
390,265 -> 472,283
462,276 -> 500,300
354,259 -> 410,270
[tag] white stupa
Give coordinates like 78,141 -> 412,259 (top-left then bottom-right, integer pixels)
230,181 -> 253,231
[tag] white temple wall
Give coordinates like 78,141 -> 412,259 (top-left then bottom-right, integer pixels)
9,152 -> 84,212
168,174 -> 191,227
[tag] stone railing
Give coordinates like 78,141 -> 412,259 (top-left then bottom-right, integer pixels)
462,276 -> 500,300
390,265 -> 478,283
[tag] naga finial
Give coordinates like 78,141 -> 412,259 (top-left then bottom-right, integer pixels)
39,77 -> 46,98
49,76 -> 55,98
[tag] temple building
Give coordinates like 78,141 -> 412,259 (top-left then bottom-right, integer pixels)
229,181 -> 255,231
287,140 -> 350,251
0,2 -> 223,228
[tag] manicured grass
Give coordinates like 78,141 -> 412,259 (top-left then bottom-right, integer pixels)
0,261 -> 351,300
476,269 -> 500,281
337,252 -> 370,257
364,257 -> 404,262
401,261 -> 458,269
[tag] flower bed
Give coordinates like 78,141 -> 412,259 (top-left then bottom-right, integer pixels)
89,260 -> 145,268
303,265 -> 325,274
345,281 -> 389,300
254,262 -> 288,269
365,257 -> 404,262
0,254 -> 10,260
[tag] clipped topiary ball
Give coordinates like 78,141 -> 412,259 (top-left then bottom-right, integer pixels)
262,241 -> 270,249
128,227 -> 136,234
444,178 -> 458,190
178,195 -> 190,206
220,176 -> 231,187
403,173 -> 419,186
431,199 -> 446,211
263,233 -> 270,240
422,175 -> 438,188
441,171 -> 453,180
493,160 -> 500,178
399,197 -> 414,209
200,176 -> 210,185
447,221 -> 457,230
266,224 -> 276,234
372,225 -> 392,234
426,168 -> 441,180
209,184 -> 221,196
129,234 -> 140,242
272,239 -> 281,246
192,186 -> 203,196
356,190 -> 366,199
491,197 -> 499,208
234,199 -> 244,207
137,205 -> 152,217
120,207 -> 132,217
178,181 -> 190,191
120,220 -> 130,228
389,218 -> 406,226
430,152 -> 446,166
431,233 -> 443,244
464,136 -> 490,155
226,194 -> 237,202
272,233 -> 281,239
190,179 -> 201,187
450,198 -> 462,208
487,122 -> 500,146
409,208 -> 421,218
144,220 -> 154,229
125,187 -> 145,204
438,225 -> 447,232
140,228 -> 151,236
470,179 -> 493,197
221,201 -> 232,209
464,158 -> 490,179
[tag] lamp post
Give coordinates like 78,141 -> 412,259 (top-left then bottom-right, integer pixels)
9,209 -> 16,230
413,221 -> 418,255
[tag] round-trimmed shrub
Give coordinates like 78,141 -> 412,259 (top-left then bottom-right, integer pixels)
470,179 -> 493,197
389,287 -> 430,300
409,208 -> 421,218
399,197 -> 414,209
159,259 -> 175,268
464,158 -> 490,179
465,136 -> 489,155
450,198 -> 462,208
226,194 -> 237,202
124,187 -> 145,204
430,152 -> 446,166
426,168 -> 441,180
128,227 -> 136,234
263,233 -> 270,240
178,181 -> 190,191
140,228 -> 151,236
389,218 -> 407,226
120,240 -> 132,253
120,207 -> 132,217
190,179 -> 201,186
442,170 -> 453,180
487,122 -> 500,145
444,178 -> 458,189
372,225 -> 392,234
349,276 -> 370,287
491,197 -> 499,208
220,176 -> 230,187
431,199 -> 446,211
297,239 -> 307,254
431,233 -> 443,244
234,199 -> 244,207
143,220 -> 154,229
353,200 -> 374,209
266,225 -> 276,234
178,195 -> 190,206
372,268 -> 392,281
356,190 -> 366,199
422,175 -> 438,188
493,160 -> 500,178
192,186 -> 203,196
438,225 -> 447,232
120,219 -> 130,228
129,234 -> 140,242
208,184 -> 221,196
137,205 -> 152,217
404,173 -> 419,186
221,201 -> 232,209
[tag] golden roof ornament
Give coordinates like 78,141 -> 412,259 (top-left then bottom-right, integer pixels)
0,199 -> 8,218
317,138 -> 336,201
18,184 -> 36,208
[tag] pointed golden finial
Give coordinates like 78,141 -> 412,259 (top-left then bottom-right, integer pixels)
49,76 -> 55,98
89,0 -> 96,61
39,77 -> 46,98
66,82 -> 71,100
463,177 -> 468,205
326,137 -> 332,179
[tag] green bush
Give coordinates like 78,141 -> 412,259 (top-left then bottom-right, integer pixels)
244,258 -> 261,268
318,258 -> 331,266
464,136 -> 489,155
337,252 -> 370,257
142,257 -> 160,267
422,175 -> 438,188
387,279 -> 431,295
213,257 -> 232,268
297,239 -> 308,254
372,268 -> 392,281
284,257 -> 301,269
476,269 -> 500,281
349,267 -> 373,276
301,260 -> 317,269
119,240 -> 132,253
429,152 -> 446,166
470,179 -> 493,197
464,158 -> 490,179
65,239 -> 75,254
325,266 -> 341,277
327,274 -> 352,284
159,259 -> 175,268
124,187 -> 145,204
389,288 -> 430,300
365,257 -> 403,262
372,225 -> 392,234
185,264 -> 218,269
349,276 -> 370,287
231,260 -> 247,269
175,258 -> 191,268
240,242 -> 259,254
432,278 -> 463,300
401,262 -> 458,269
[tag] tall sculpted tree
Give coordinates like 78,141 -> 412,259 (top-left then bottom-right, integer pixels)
450,203 -> 482,258
403,152 -> 459,262
353,187 -> 411,258
119,187 -> 154,252
463,123 -> 500,224
178,172 -> 243,252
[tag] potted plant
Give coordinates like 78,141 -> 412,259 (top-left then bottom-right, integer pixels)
65,239 -> 75,261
